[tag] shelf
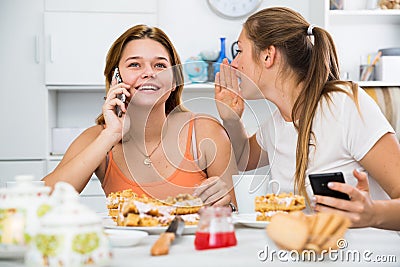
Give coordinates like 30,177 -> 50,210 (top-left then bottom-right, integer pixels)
356,81 -> 400,87
48,155 -> 63,161
330,9 -> 400,16
329,9 -> 400,24
46,83 -> 215,93
47,85 -> 105,92
183,82 -> 215,92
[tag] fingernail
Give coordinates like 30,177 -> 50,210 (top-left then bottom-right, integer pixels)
355,167 -> 363,173
310,196 -> 317,208
327,182 -> 334,188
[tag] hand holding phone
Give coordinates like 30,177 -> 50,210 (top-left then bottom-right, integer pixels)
309,172 -> 350,201
113,67 -> 126,117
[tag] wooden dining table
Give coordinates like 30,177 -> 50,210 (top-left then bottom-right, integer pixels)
1,225 -> 399,267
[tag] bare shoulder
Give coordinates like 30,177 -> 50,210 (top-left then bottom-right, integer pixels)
193,113 -> 229,140
167,111 -> 228,140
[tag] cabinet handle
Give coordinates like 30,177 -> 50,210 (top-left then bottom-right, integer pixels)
35,35 -> 40,64
49,35 -> 54,63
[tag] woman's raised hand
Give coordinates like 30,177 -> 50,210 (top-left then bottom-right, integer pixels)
215,59 -> 244,122
102,78 -> 131,140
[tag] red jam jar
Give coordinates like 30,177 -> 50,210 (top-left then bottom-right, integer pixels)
194,206 -> 237,250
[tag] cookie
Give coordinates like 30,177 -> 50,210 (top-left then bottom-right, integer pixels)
267,213 -> 309,251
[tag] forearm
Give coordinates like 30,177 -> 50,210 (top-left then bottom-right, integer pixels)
372,198 -> 400,231
43,130 -> 119,192
223,119 -> 250,171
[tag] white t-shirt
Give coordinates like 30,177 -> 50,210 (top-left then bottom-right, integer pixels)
256,86 -> 395,200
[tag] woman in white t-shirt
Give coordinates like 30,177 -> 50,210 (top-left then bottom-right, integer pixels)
215,7 -> 400,230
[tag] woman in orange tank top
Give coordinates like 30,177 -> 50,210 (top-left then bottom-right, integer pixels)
42,25 -> 238,207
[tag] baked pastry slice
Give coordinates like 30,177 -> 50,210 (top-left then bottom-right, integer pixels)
164,193 -> 203,215
255,192 -> 306,212
113,193 -> 203,227
255,192 -> 306,221
106,189 -> 137,220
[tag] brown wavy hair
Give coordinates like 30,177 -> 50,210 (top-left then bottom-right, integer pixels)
244,7 -> 359,202
96,24 -> 185,124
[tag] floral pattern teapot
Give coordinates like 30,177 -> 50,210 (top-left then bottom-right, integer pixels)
0,175 -> 51,257
26,182 -> 111,267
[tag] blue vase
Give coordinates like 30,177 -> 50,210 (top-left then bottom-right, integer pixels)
213,37 -> 230,77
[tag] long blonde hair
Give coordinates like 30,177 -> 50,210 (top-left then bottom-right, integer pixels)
244,7 -> 359,202
96,24 -> 185,124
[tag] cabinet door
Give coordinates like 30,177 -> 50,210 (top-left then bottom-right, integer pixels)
47,160 -> 105,197
44,12 -> 157,85
45,0 -> 157,13
0,161 -> 46,186
47,159 -> 106,213
0,0 -> 47,160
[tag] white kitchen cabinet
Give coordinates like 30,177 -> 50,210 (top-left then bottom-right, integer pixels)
44,0 -> 157,13
47,159 -> 105,197
44,1 -> 158,156
0,0 -> 47,160
310,0 -> 400,83
44,5 -> 157,85
0,161 -> 46,187
47,159 -> 106,212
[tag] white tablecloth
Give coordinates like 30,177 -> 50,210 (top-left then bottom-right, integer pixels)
1,226 -> 399,267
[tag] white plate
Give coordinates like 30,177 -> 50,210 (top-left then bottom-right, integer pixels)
105,229 -> 148,247
96,212 -> 111,219
0,244 -> 26,259
102,218 -> 197,235
232,213 -> 269,229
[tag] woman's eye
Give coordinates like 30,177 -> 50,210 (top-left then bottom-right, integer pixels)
129,62 -> 140,68
155,63 -> 167,68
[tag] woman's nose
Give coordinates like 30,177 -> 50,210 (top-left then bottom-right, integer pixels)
231,56 -> 239,69
141,66 -> 156,79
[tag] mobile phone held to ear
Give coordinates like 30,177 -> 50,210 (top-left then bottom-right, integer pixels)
113,67 -> 126,117
309,172 -> 350,200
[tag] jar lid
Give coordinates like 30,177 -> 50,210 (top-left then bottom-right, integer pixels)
0,175 -> 50,196
40,182 -> 100,226
199,206 -> 232,217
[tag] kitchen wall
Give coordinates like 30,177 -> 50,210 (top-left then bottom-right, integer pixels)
157,0 -> 311,136
158,0 -> 311,61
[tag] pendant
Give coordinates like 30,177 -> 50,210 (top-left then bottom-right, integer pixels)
144,157 -> 152,167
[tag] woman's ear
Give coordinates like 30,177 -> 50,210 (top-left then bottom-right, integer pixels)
171,80 -> 176,91
262,45 -> 276,68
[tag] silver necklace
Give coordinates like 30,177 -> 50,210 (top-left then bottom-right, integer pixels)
129,121 -> 168,167
134,138 -> 162,167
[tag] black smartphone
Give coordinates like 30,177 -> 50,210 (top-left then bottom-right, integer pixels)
309,172 -> 350,200
113,67 -> 126,117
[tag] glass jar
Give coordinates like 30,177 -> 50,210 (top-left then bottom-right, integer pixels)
194,206 -> 237,250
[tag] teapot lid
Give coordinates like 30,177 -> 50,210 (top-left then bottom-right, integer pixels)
0,175 -> 50,195
40,182 -> 101,226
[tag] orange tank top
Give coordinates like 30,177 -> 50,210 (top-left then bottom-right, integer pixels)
102,118 -> 207,198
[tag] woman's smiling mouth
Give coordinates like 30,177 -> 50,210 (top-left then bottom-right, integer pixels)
135,83 -> 161,91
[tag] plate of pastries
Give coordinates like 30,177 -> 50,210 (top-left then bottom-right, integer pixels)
233,192 -> 306,228
104,189 -> 203,234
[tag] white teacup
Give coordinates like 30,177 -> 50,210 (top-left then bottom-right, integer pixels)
232,175 -> 280,214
